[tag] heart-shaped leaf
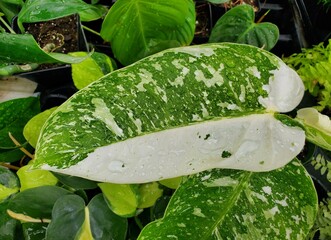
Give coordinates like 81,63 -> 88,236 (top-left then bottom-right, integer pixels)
138,160 -> 318,239
209,5 -> 279,51
7,185 -> 73,219
100,0 -> 196,66
0,200 -> 23,240
46,194 -> 128,239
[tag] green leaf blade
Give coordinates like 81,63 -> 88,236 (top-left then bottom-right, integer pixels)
209,5 -> 279,51
138,160 -> 318,239
100,0 -> 196,65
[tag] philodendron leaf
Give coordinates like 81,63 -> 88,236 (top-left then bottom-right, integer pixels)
100,0 -> 196,66
70,52 -> 115,90
33,43 -> 305,183
98,183 -> 139,217
138,160 -> 318,239
17,163 -> 58,192
296,108 -> 331,151
46,194 -> 128,239
209,5 -> 279,51
0,97 -> 39,162
17,0 -> 102,30
7,185 -> 73,219
0,33 -> 88,65
23,107 -> 57,148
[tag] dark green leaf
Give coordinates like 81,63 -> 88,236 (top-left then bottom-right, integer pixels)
89,194 -> 128,240
17,0 -> 101,29
0,199 -> 23,240
209,5 -> 279,51
0,97 -> 39,162
0,33 -> 88,65
100,0 -> 196,65
52,172 -> 98,190
8,185 -> 73,219
0,166 -> 20,201
46,194 -> 128,239
138,160 -> 318,239
0,2 -> 21,22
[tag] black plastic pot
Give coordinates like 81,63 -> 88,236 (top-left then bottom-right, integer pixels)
11,14 -> 89,108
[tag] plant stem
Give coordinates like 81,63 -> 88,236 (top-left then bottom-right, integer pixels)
0,16 -> 16,34
0,162 -> 20,171
134,216 -> 144,230
8,132 -> 34,159
82,25 -> 101,37
0,63 -> 39,76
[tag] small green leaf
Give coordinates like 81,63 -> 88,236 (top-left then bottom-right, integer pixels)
296,108 -> 331,151
209,5 -> 279,51
17,163 -> 58,192
0,166 -> 20,201
159,176 -> 182,189
98,183 -> 139,217
46,194 -> 128,239
23,107 -> 57,148
100,0 -> 196,65
7,185 -> 73,219
137,182 -> 163,209
138,160 -> 318,239
70,52 -> 115,89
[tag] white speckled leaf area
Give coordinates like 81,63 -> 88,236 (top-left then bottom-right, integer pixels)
34,43 -> 305,183
138,160 -> 318,239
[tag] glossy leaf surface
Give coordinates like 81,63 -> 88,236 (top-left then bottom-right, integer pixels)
46,194 -> 128,239
0,33 -> 88,65
7,186 -> 73,219
34,43 -> 305,183
138,160 -> 318,239
100,0 -> 196,65
209,5 -> 279,51
0,97 -> 39,162
17,0 -> 103,28
70,52 -> 115,89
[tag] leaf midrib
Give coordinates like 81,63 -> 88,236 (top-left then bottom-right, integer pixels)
204,171 -> 253,239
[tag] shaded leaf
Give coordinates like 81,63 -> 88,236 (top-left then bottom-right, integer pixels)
46,194 -> 128,239
138,160 -> 318,239
7,185 -> 73,219
0,166 -> 20,201
0,199 -> 23,240
209,5 -> 279,51
52,172 -> 98,190
0,97 -> 39,162
22,222 -> 48,240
